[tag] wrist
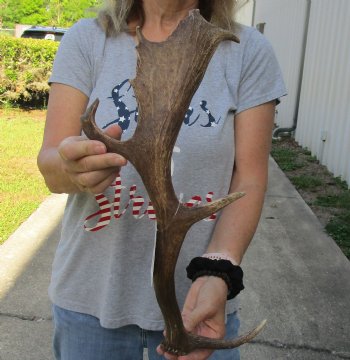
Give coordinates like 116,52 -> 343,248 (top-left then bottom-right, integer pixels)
39,148 -> 81,194
202,252 -> 239,266
193,275 -> 229,302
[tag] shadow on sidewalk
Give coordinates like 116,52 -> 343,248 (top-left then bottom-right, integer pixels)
0,196 -> 64,360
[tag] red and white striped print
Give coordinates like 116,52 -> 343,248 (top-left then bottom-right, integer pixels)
84,193 -> 112,232
84,177 -> 216,232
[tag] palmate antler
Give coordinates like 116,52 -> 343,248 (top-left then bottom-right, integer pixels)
81,10 -> 266,355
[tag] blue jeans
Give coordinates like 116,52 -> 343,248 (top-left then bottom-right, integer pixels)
52,304 -> 240,360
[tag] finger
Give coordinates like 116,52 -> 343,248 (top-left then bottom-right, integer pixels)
156,345 -> 164,355
58,137 -> 107,161
182,278 -> 206,314
79,170 -> 120,194
156,346 -> 175,359
164,352 -> 178,360
165,350 -> 208,360
104,124 -> 123,139
157,341 -> 211,360
182,302 -> 217,334
179,349 -> 213,360
74,152 -> 127,173
181,279 -> 208,332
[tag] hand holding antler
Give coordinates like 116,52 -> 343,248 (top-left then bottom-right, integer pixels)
158,276 -> 229,360
57,125 -> 126,194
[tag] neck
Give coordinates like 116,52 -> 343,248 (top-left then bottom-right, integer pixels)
142,0 -> 199,41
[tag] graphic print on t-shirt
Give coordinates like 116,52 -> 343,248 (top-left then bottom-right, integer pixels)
102,79 -> 138,132
101,79 -> 221,132
83,176 -> 217,232
83,79 -> 221,232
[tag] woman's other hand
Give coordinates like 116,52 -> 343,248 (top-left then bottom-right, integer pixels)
157,276 -> 228,360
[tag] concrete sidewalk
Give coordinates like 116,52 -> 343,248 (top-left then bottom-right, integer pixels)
0,158 -> 349,359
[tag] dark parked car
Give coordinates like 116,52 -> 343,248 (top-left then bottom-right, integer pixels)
21,26 -> 67,41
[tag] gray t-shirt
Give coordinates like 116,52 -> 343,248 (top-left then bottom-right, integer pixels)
49,18 -> 286,330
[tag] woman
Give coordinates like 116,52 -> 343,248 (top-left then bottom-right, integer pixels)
37,0 -> 286,359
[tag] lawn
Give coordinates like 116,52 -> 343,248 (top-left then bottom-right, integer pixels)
0,108 -> 50,244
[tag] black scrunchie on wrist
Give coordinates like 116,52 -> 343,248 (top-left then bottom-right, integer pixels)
186,257 -> 244,300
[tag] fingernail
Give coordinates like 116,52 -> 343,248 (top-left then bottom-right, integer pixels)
116,156 -> 127,165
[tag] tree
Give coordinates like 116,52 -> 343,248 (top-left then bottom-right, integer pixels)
46,0 -> 101,27
0,0 -> 102,29
19,0 -> 49,25
0,0 -> 20,28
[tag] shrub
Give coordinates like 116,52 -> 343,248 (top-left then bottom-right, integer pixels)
0,36 -> 59,107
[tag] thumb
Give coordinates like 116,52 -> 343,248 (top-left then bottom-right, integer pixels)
182,305 -> 209,333
104,124 -> 123,140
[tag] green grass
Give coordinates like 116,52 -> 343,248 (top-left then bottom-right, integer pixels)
271,138 -> 350,260
270,146 -> 305,171
290,175 -> 323,190
334,176 -> 349,190
315,192 -> 350,210
0,108 -> 50,244
326,213 -> 350,258
306,155 -> 319,163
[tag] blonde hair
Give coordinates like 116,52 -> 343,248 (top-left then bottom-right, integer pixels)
98,0 -> 237,36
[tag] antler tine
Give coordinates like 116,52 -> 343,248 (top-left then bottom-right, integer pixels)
162,319 -> 267,355
81,98 -> 104,143
81,98 -> 130,158
180,191 -> 246,226
188,319 -> 267,351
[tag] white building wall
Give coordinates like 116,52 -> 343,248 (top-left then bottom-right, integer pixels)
235,0 -> 254,26
235,0 -> 309,128
295,0 -> 350,184
253,0 -> 309,129
235,0 -> 350,185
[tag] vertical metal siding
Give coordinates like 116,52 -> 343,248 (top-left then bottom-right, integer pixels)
235,0 -> 254,26
235,0 -> 350,184
295,0 -> 350,184
252,0 -> 309,129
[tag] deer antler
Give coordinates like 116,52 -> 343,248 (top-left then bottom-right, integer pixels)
81,10 -> 266,356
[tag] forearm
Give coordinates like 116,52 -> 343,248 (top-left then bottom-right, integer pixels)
38,84 -> 89,194
206,102 -> 275,264
206,179 -> 267,265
